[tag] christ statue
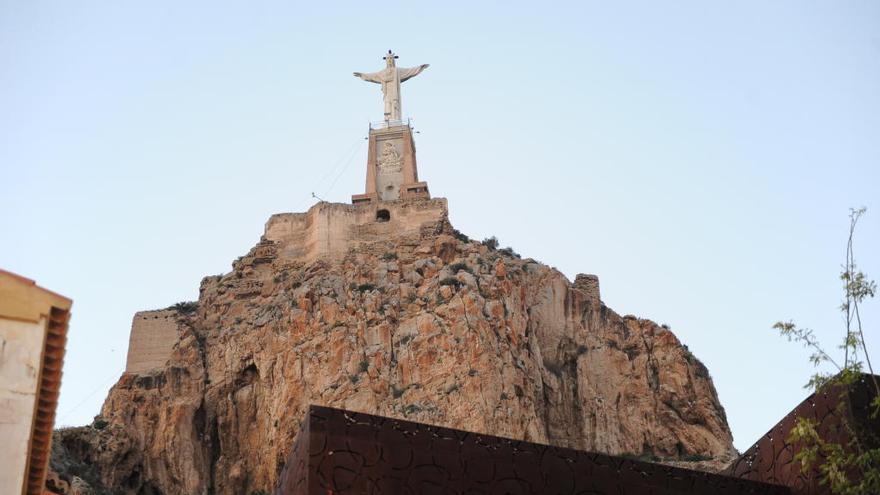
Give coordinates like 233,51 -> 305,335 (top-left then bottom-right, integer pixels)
354,50 -> 429,122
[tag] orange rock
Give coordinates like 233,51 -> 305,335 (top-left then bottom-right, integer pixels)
494,259 -> 507,278
61,210 -> 736,495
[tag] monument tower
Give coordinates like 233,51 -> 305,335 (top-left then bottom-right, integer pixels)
352,50 -> 431,204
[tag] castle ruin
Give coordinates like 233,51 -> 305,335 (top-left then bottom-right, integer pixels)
124,52 -> 446,375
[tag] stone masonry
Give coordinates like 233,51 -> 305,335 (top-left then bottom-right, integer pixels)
263,198 -> 446,264
124,310 -> 180,374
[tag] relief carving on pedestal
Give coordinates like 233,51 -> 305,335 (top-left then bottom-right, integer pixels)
377,141 -> 402,174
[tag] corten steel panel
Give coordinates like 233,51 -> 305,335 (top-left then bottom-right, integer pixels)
276,405 -> 790,495
726,374 -> 880,495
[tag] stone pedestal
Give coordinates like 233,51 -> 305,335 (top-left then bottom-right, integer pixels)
352,124 -> 430,204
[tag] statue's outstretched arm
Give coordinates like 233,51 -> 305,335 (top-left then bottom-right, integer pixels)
399,64 -> 429,82
353,70 -> 383,84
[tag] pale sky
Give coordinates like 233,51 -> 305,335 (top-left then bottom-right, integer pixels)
2,1 -> 878,451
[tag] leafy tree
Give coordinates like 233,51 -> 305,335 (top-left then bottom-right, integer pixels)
774,207 -> 880,494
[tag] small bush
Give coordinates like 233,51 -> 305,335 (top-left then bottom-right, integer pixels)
357,283 -> 377,293
381,252 -> 397,261
498,247 -> 521,259
403,403 -> 423,415
358,360 -> 369,373
481,237 -> 499,250
682,348 -> 692,362
439,277 -> 462,288
452,229 -> 470,243
391,384 -> 406,398
449,262 -> 472,274
681,453 -> 712,462
170,301 -> 198,314
682,348 -> 703,373
92,418 -> 109,430
621,446 -> 659,463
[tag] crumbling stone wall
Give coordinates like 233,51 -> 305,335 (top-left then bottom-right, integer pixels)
264,198 -> 447,263
124,310 -> 179,375
574,273 -> 601,301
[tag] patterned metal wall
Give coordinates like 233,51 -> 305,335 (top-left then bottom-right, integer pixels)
276,405 -> 790,495
726,374 -> 879,495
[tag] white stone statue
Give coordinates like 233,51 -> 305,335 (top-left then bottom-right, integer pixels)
354,50 -> 429,122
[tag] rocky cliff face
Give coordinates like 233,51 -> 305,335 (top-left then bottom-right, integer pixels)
52,208 -> 735,494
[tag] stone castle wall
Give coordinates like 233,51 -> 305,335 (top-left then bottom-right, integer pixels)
124,310 -> 179,375
264,198 -> 447,263
574,273 -> 601,301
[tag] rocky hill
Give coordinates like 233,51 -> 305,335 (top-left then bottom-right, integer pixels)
50,202 -> 735,494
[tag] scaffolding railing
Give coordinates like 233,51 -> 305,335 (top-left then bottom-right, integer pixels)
369,118 -> 412,130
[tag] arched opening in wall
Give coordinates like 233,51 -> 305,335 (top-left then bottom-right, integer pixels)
376,209 -> 391,222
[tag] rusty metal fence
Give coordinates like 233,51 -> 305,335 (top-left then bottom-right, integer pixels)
275,374 -> 878,494
276,406 -> 789,495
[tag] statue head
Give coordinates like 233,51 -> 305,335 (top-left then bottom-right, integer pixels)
383,50 -> 398,68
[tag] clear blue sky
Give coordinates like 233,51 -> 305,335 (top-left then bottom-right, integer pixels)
2,1 -> 878,451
